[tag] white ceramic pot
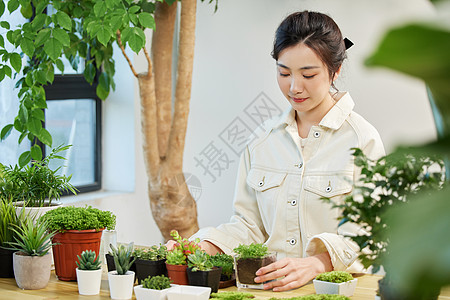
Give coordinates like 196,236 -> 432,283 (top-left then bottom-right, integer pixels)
108,270 -> 135,299
14,201 -> 62,221
166,285 -> 211,300
76,268 -> 103,295
313,278 -> 358,297
134,284 -> 176,300
13,252 -> 52,290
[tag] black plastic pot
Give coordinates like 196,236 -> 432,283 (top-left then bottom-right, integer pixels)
379,278 -> 440,300
187,266 -> 222,293
0,247 -> 15,278
105,253 -> 137,273
135,258 -> 167,284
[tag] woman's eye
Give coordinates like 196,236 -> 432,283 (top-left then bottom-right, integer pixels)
279,73 -> 290,77
303,75 -> 316,79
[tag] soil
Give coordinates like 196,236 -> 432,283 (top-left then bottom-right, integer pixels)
236,255 -> 276,285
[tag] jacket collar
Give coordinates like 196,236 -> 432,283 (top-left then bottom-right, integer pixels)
272,92 -> 355,131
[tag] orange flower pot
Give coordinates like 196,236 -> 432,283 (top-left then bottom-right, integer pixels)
166,263 -> 188,285
52,229 -> 104,281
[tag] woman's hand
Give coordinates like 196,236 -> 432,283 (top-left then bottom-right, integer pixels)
254,252 -> 333,291
165,240 -> 223,255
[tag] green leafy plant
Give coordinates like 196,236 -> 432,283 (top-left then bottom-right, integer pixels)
40,205 -> 116,232
269,295 -> 349,300
7,217 -> 56,256
322,148 -> 444,272
142,275 -> 172,290
165,230 -> 201,265
76,250 -> 101,270
0,145 -> 77,207
187,249 -> 213,272
210,253 -> 234,279
0,197 -> 22,247
315,271 -> 353,284
210,291 -> 255,300
133,244 -> 167,261
233,243 -> 268,259
109,242 -> 136,275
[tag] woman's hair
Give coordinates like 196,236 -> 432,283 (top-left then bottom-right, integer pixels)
272,11 -> 347,84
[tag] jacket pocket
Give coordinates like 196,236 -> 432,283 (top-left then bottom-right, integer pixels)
303,175 -> 353,238
246,168 -> 287,231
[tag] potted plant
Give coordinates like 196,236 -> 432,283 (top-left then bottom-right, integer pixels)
233,243 -> 277,289
165,230 -> 201,285
0,197 -> 22,278
108,242 -> 137,300
0,145 -> 77,215
8,216 -> 56,289
209,253 -> 235,288
187,249 -> 222,293
313,271 -> 357,297
40,205 -> 116,281
75,250 -> 103,295
134,275 -> 175,300
322,149 -> 444,300
134,245 -> 168,284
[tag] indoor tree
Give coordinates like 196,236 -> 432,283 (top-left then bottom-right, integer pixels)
0,0 -> 217,240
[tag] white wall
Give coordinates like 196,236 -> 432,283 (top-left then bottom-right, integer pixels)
69,0 -> 438,245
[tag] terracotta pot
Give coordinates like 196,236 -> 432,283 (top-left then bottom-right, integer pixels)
187,267 -> 222,293
135,259 -> 167,284
52,229 -> 104,281
166,263 -> 188,285
0,247 -> 15,278
13,252 -> 52,289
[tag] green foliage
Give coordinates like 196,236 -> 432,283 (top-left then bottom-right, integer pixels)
210,291 -> 255,300
0,145 -> 77,206
233,243 -> 268,259
40,205 -> 116,232
269,295 -> 349,300
142,275 -> 172,290
210,253 -> 234,279
7,217 -> 56,256
0,197 -> 21,246
315,271 -> 353,283
322,148 -> 445,272
165,230 -> 201,265
109,242 -> 136,275
133,244 -> 167,261
187,249 -> 213,272
76,250 -> 101,270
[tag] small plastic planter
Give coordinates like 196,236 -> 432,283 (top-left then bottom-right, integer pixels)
187,266 -> 222,293
134,284 -> 176,300
313,278 -> 358,297
76,268 -> 102,295
166,285 -> 211,300
233,252 -> 277,289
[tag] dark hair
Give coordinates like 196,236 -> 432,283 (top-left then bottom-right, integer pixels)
272,11 -> 347,84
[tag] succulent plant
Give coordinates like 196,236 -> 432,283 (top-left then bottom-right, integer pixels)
109,242 -> 136,275
187,249 -> 213,272
76,250 -> 101,270
142,275 -> 172,290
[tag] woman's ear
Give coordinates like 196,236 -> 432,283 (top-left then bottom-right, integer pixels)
333,65 -> 342,81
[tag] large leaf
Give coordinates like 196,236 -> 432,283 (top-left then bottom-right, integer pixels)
30,144 -> 43,161
38,128 -> 52,147
0,1 -> 5,17
43,38 -> 63,61
1,124 -> 13,140
53,27 -> 70,47
96,26 -> 112,46
18,151 -> 31,167
20,37 -> 35,57
56,11 -> 72,30
7,0 -> 19,13
9,53 -> 21,73
138,12 -> 155,29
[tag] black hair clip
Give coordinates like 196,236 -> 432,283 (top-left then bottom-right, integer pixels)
344,37 -> 354,50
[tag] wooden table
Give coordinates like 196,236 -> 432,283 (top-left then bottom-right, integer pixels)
1,268 -> 450,300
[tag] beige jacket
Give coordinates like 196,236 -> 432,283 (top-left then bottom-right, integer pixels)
191,92 -> 385,272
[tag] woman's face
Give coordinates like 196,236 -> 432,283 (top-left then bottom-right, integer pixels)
276,43 -> 336,115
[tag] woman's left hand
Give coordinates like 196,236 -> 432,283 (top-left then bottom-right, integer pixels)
254,252 -> 333,291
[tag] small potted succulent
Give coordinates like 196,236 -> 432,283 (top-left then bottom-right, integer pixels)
187,249 -> 222,293
134,275 -> 174,300
40,205 -> 116,281
8,217 -> 56,289
76,250 -> 102,295
233,243 -> 276,289
134,245 -> 168,284
313,271 -> 357,297
108,242 -> 137,300
209,253 -> 235,288
165,230 -> 201,285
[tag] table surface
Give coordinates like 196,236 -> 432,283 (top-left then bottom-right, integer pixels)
1,267 -> 450,300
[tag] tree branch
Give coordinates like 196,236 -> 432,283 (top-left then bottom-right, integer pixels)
116,30 -> 139,78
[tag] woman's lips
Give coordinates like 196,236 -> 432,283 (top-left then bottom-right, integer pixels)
291,96 -> 308,103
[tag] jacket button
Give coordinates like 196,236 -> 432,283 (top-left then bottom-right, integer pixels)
289,238 -> 297,245
258,181 -> 264,187
325,186 -> 332,193
313,131 -> 320,138
290,200 -> 297,206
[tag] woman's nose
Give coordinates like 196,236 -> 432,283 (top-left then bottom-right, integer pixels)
290,77 -> 303,94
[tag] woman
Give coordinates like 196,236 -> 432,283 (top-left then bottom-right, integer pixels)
169,11 -> 384,291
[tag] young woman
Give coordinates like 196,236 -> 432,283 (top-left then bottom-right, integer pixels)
169,11 -> 385,291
